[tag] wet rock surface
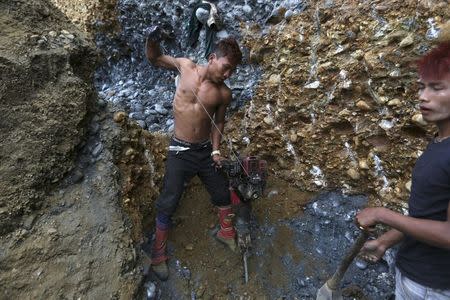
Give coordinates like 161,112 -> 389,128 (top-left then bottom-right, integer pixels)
226,0 -> 449,204
93,0 -> 308,132
279,191 -> 395,299
2,0 -> 449,299
111,112 -> 168,241
70,0 -> 450,207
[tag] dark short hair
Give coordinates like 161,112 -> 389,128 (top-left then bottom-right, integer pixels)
417,41 -> 450,80
212,37 -> 242,66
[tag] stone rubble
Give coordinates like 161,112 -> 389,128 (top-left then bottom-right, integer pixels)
225,0 -> 449,206
93,0 -> 307,133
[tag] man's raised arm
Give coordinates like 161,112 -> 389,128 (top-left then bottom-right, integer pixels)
145,26 -> 182,71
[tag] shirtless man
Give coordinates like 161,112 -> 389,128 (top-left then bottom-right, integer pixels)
356,39 -> 450,299
144,30 -> 242,280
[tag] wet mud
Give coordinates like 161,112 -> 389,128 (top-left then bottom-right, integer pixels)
143,177 -> 394,299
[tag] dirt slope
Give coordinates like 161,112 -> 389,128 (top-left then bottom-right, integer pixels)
0,1 -> 142,298
0,0 -> 95,234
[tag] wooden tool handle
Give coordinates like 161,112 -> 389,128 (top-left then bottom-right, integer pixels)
327,231 -> 369,290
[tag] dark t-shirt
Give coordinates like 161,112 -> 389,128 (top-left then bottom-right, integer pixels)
396,138 -> 450,290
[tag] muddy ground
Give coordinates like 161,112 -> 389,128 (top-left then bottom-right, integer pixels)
143,177 -> 395,299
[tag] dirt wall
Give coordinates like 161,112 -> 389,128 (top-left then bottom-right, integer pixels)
49,0 -> 119,34
0,0 -> 96,235
228,0 -> 449,207
0,1 -> 142,299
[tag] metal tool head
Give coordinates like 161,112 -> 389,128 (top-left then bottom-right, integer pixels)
316,281 -> 343,300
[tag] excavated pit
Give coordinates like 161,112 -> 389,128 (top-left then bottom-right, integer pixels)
1,0 -> 449,299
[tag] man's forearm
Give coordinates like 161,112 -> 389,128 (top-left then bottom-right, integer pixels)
211,122 -> 223,151
145,39 -> 162,65
377,208 -> 450,249
377,229 -> 404,250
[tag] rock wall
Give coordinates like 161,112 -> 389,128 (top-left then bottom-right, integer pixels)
111,111 -> 168,241
0,1 -> 142,298
74,0 -> 448,209
0,0 -> 95,235
2,0 -> 448,298
42,0 -> 449,215
49,0 -> 119,34
227,0 -> 449,207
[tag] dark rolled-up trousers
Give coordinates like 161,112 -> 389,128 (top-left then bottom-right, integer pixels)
156,137 -> 230,217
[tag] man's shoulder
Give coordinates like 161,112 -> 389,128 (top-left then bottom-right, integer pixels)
178,58 -> 196,69
219,84 -> 232,103
218,83 -> 231,94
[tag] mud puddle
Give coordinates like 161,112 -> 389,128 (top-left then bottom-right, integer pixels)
143,177 -> 394,299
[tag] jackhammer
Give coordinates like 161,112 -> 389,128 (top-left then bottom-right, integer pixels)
221,156 -> 267,283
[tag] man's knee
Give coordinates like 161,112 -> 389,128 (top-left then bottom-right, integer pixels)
210,188 -> 230,207
156,193 -> 181,217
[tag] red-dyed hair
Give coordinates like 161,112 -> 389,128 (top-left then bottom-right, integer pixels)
417,41 -> 450,80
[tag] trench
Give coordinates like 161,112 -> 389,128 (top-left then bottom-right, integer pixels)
3,0 -> 450,298
93,1 -> 399,299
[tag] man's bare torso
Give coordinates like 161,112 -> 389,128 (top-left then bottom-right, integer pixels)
173,60 -> 228,143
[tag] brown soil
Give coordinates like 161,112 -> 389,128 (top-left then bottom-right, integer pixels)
0,1 -> 141,299
150,176 -> 316,298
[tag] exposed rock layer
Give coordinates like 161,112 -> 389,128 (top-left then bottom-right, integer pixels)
0,0 -> 95,234
228,0 -> 449,207
2,0 -> 449,298
60,0 -> 449,208
49,0 -> 119,34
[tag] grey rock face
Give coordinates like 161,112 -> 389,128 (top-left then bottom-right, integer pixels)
95,0 -> 310,132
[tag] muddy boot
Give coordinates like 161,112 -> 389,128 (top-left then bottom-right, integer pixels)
151,224 -> 169,281
215,205 -> 237,252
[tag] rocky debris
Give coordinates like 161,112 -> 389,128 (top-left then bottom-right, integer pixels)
111,111 -> 168,241
225,0 -> 449,206
49,0 -> 119,34
29,29 -> 79,50
143,183 -> 396,299
2,0 -> 449,298
263,191 -> 396,299
144,281 -> 158,299
92,0 -> 310,132
78,0 -> 448,207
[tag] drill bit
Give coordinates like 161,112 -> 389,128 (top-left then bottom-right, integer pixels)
243,249 -> 249,284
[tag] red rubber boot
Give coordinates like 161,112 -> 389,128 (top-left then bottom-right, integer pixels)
216,205 -> 237,252
151,225 -> 169,281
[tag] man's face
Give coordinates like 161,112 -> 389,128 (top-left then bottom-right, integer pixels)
208,54 -> 237,83
418,73 -> 450,125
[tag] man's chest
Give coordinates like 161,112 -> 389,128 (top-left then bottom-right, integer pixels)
178,80 -> 222,107
409,144 -> 450,218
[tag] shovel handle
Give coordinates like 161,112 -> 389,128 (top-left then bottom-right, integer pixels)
327,230 -> 369,290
